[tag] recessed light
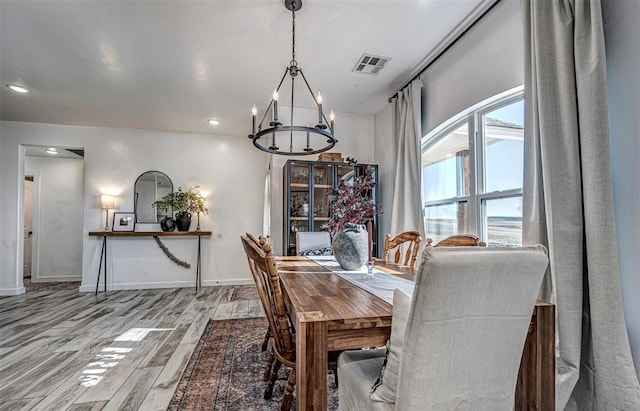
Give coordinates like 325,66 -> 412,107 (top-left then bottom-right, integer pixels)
7,84 -> 31,94
46,147 -> 58,155
207,119 -> 221,126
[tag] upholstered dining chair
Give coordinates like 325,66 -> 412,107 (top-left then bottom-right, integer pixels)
337,245 -> 549,411
383,231 -> 422,268
296,231 -> 332,255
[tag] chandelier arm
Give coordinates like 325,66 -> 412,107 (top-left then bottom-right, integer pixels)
257,67 -> 290,130
298,69 -> 333,132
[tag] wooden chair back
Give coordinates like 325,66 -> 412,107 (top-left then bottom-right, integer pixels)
426,234 -> 486,247
383,231 -> 422,268
240,235 -> 295,362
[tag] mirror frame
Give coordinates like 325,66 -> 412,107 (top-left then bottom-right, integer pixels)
134,170 -> 173,223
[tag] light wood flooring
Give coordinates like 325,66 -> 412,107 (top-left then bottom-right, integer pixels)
0,286 -> 264,411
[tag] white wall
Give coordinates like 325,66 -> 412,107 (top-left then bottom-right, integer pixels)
602,0 -> 640,378
0,121 -> 269,294
1,111 -> 374,294
373,0 -> 523,244
373,103 -> 394,255
25,155 -> 84,281
420,0 -> 523,134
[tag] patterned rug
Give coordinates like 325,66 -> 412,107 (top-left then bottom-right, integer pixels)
169,318 -> 339,410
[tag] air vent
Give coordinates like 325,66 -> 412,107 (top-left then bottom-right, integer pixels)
352,53 -> 391,76
65,149 -> 85,158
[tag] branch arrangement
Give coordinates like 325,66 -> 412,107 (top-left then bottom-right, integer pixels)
327,165 -> 382,236
153,236 -> 190,268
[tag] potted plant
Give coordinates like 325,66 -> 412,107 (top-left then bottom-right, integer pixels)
153,185 -> 208,231
327,166 -> 382,269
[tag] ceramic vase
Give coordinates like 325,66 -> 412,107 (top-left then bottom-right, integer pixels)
175,212 -> 191,231
332,222 -> 368,270
160,216 -> 176,232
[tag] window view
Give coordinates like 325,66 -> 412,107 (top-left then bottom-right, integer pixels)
422,93 -> 524,246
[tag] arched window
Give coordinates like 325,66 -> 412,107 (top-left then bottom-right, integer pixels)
422,89 -> 524,246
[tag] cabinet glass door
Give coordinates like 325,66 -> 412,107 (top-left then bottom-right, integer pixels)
288,163 -> 310,253
312,164 -> 333,231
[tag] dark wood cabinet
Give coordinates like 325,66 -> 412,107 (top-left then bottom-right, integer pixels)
283,160 -> 379,256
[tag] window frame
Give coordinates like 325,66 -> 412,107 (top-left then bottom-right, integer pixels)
421,87 -> 524,243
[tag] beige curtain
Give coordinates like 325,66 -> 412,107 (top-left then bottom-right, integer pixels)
522,0 -> 640,408
390,79 -> 425,238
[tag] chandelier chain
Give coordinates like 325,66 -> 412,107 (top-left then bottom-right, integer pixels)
291,6 -> 296,64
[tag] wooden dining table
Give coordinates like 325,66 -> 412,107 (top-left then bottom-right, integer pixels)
277,255 -> 555,411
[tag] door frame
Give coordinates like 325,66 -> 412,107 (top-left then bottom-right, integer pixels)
25,170 -> 42,281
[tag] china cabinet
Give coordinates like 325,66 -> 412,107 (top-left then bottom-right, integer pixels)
283,160 -> 379,256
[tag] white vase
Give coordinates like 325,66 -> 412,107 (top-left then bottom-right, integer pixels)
332,223 -> 368,270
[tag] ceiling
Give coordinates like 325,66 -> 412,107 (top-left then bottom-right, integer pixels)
0,0 -> 490,138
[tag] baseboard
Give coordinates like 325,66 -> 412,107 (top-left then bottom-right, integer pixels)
0,287 -> 27,296
202,279 -> 254,287
31,276 -> 82,282
78,279 -> 254,293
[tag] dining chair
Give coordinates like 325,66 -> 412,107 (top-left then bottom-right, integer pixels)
245,233 -> 273,353
427,233 -> 486,247
241,234 -> 278,379
296,231 -> 332,255
337,245 -> 549,410
240,234 -> 339,411
383,231 -> 422,268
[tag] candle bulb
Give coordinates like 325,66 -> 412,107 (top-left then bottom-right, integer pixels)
272,91 -> 279,123
317,92 -> 323,124
251,104 -> 257,134
367,220 -> 373,261
330,110 -> 335,133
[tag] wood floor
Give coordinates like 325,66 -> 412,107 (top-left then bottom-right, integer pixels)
0,286 -> 264,411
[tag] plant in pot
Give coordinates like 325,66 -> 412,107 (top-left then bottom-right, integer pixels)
153,185 -> 208,232
327,166 -> 382,270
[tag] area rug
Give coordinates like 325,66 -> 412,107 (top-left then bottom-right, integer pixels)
169,317 -> 338,410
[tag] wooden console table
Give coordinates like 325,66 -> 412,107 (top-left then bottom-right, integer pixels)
88,231 -> 212,295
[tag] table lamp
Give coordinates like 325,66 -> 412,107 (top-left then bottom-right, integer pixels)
101,194 -> 115,231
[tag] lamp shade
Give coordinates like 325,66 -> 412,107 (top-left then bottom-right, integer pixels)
100,194 -> 115,209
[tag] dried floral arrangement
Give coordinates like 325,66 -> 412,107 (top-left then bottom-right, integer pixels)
327,166 -> 382,236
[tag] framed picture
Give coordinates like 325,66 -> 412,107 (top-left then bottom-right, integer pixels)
112,212 -> 136,232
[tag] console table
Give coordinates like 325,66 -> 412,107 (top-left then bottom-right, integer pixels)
88,231 -> 212,295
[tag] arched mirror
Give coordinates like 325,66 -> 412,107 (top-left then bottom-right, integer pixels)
134,171 -> 173,223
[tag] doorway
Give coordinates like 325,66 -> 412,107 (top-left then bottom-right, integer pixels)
22,145 -> 84,291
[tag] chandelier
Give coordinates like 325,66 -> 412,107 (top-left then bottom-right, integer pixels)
249,0 -> 337,156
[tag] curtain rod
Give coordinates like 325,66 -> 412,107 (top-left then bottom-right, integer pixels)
388,0 -> 502,102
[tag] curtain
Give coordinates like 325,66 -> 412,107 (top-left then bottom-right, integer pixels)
522,0 -> 640,409
390,79 -> 425,238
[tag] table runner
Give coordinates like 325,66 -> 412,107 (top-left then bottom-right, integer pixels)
307,256 -> 414,305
